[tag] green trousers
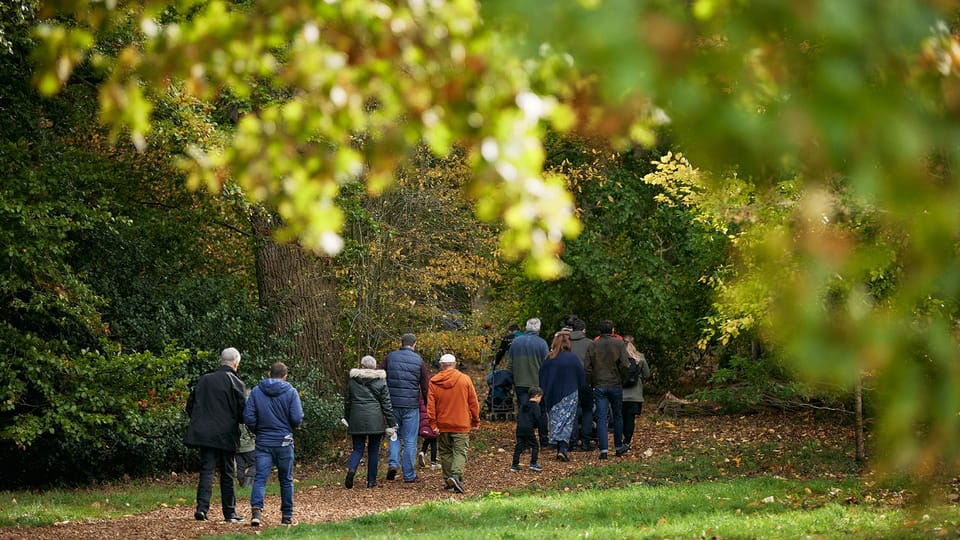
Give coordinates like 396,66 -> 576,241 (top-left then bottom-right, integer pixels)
438,432 -> 470,480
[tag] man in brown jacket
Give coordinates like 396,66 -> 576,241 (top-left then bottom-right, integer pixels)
584,320 -> 631,460
427,353 -> 480,493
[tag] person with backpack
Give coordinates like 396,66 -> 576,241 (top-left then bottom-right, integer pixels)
622,335 -> 652,452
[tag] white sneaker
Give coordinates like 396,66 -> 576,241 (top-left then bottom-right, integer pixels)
430,462 -> 441,471
417,451 -> 427,468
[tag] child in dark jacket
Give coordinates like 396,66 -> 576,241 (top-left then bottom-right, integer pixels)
510,386 -> 543,472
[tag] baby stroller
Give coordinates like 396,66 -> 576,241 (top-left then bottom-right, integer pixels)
484,367 -> 515,421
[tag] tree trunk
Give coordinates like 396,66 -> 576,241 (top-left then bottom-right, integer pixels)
250,208 -> 342,388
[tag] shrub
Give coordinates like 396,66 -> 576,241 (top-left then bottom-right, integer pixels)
0,343 -> 192,487
282,364 -> 343,459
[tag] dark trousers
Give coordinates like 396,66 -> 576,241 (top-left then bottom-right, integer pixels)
235,450 -> 256,487
515,386 -> 549,444
348,433 -> 384,487
421,437 -> 438,462
196,446 -> 238,519
623,401 -> 643,446
512,433 -> 540,466
594,386 -> 624,453
572,390 -> 595,447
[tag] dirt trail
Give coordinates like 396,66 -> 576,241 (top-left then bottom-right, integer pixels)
0,409 -> 856,540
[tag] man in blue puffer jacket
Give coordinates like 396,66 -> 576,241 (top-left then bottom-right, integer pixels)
381,333 -> 430,483
244,362 -> 304,527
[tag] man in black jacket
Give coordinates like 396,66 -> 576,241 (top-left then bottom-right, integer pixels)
184,347 -> 247,522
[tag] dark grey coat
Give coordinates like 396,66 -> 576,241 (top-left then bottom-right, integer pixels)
344,368 -> 396,435
584,335 -> 631,388
184,365 -> 246,451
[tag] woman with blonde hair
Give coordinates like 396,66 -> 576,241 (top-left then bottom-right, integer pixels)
621,336 -> 651,452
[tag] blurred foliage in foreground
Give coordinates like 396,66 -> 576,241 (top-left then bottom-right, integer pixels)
23,0 -> 960,481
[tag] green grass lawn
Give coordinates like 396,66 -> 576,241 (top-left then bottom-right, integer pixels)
214,476 -> 959,539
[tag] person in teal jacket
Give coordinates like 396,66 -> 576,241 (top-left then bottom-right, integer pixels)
506,318 -> 550,445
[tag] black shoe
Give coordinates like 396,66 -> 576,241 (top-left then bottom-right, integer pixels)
281,516 -> 295,526
345,470 -> 355,489
225,514 -> 245,523
250,508 -> 261,527
447,476 -> 464,493
194,510 -> 207,521
581,443 -> 595,452
367,481 -> 378,488
615,446 -> 629,457
386,467 -> 397,480
557,451 -> 570,462
598,451 -> 608,460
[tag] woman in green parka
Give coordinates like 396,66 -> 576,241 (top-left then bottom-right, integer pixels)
343,355 -> 396,488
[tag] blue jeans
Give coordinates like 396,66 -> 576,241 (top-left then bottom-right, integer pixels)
250,445 -> 295,518
594,386 -> 624,453
349,433 -> 383,487
388,407 -> 419,481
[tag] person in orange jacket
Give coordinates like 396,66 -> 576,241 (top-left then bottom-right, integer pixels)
426,353 -> 479,494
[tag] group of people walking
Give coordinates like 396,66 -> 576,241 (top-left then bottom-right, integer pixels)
506,316 -> 651,469
181,317 -> 649,526
342,333 -> 480,495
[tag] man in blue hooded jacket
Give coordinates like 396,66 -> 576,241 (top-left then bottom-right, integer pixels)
244,362 -> 304,526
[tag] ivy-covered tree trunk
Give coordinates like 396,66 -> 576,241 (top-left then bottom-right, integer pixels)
251,208 -> 342,386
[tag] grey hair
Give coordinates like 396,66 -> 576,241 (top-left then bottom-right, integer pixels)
220,347 -> 241,366
360,355 -> 377,369
401,333 -> 417,347
525,318 -> 541,333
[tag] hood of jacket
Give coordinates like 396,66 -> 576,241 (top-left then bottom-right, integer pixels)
430,367 -> 462,389
569,330 -> 587,341
350,368 -> 386,380
258,377 -> 294,397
